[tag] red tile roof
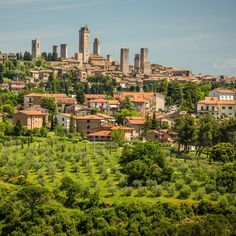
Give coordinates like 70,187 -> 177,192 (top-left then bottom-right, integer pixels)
25,93 -> 67,98
215,88 -> 235,94
130,98 -> 147,103
111,125 -> 133,131
85,94 -> 106,100
121,92 -> 155,98
55,97 -> 76,104
75,115 -> 103,120
19,111 -> 47,116
198,97 -> 236,105
88,130 -> 111,137
125,116 -> 145,125
108,100 -> 120,105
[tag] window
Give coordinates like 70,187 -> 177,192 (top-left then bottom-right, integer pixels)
87,125 -> 90,129
87,120 -> 90,123
222,106 -> 225,109
62,118 -> 64,121
229,106 -> 232,110
206,106 -> 209,111
212,106 -> 214,111
201,106 -> 203,111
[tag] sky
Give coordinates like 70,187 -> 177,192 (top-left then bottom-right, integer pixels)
0,0 -> 236,76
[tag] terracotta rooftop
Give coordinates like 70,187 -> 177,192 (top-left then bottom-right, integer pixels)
87,130 -> 111,137
125,116 -> 145,125
85,94 -> 106,100
111,125 -> 134,131
55,97 -> 76,104
108,100 -> 120,105
214,88 -> 235,94
25,93 -> 67,98
123,92 -> 154,95
198,97 -> 236,105
75,115 -> 103,120
19,110 -> 47,116
130,98 -> 148,103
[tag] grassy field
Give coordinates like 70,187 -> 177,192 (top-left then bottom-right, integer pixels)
0,137 -> 224,205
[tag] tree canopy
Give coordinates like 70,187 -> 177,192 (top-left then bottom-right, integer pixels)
210,142 -> 235,163
41,97 -> 57,114
120,142 -> 173,184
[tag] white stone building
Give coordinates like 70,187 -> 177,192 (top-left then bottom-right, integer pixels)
56,113 -> 73,131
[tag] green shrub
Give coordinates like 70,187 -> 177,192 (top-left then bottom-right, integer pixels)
175,181 -> 183,191
178,187 -> 192,199
167,186 -> 175,197
101,170 -> 108,180
184,176 -> 193,184
132,180 -> 142,188
205,183 -> 215,194
194,189 -> 205,200
210,191 -> 220,201
218,186 -> 226,194
162,181 -> 170,190
136,187 -> 147,197
151,185 -> 162,197
123,187 -> 133,196
146,179 -> 157,189
190,181 -> 200,191
108,186 -> 117,196
226,193 -> 236,204
115,171 -> 122,181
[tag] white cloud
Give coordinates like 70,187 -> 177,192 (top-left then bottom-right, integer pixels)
213,58 -> 236,69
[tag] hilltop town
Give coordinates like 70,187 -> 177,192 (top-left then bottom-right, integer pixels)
0,25 -> 235,142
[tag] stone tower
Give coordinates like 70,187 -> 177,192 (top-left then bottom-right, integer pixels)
93,38 -> 101,56
32,39 -> 40,59
60,44 -> 68,59
140,48 -> 150,74
134,54 -> 140,71
79,24 -> 90,63
107,54 -> 112,62
52,45 -> 59,61
120,48 -> 129,75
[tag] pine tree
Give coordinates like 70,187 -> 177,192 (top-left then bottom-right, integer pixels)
69,116 -> 76,133
143,114 -> 152,133
42,116 -> 47,128
13,119 -> 23,136
151,112 -> 159,130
